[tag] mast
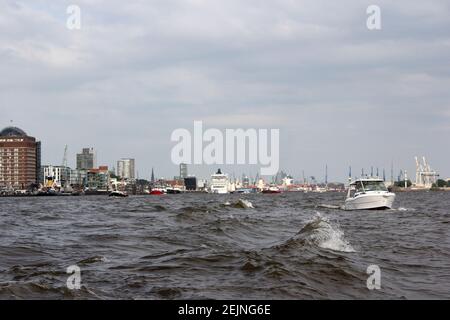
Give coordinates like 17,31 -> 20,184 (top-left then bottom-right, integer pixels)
348,166 -> 352,184
391,161 -> 394,185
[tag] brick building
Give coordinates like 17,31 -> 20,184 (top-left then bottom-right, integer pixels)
0,127 -> 41,189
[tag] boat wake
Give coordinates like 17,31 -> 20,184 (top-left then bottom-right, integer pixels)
317,204 -> 344,210
295,214 -> 355,253
393,207 -> 416,212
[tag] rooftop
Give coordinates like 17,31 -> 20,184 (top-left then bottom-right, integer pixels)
0,126 -> 28,137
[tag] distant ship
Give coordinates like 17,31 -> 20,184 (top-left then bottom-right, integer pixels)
210,169 -> 229,194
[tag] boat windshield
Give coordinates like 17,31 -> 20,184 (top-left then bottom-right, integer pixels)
362,181 -> 387,192
355,181 -> 364,193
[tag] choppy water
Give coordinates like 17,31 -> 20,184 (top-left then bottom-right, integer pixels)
0,191 -> 449,299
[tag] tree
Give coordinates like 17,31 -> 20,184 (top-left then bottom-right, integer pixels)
436,179 -> 447,188
394,180 -> 412,188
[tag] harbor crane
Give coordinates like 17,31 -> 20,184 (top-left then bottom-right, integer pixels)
415,156 -> 439,188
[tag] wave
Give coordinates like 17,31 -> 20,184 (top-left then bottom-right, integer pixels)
0,281 -> 102,299
277,213 -> 355,253
77,256 -> 108,265
234,199 -> 254,209
317,204 -> 343,210
298,214 -> 355,253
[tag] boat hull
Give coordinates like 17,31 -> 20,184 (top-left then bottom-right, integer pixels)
166,189 -> 181,194
211,189 -> 229,194
109,192 -> 128,198
344,193 -> 395,210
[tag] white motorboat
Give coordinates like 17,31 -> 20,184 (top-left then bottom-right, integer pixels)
344,178 -> 395,210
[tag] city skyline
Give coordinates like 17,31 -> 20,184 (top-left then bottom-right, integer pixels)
0,124 -> 446,184
1,1 -> 449,181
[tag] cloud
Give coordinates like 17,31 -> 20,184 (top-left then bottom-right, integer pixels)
0,0 -> 449,180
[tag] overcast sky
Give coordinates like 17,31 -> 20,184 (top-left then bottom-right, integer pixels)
1,0 -> 449,182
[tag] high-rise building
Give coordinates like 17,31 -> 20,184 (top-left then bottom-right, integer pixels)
76,148 -> 95,170
180,163 -> 188,179
117,158 -> 135,180
0,126 -> 41,189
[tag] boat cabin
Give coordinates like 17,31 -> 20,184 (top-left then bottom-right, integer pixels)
348,179 -> 387,197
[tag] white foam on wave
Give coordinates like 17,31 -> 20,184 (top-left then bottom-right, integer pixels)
237,199 -> 254,209
301,213 -> 355,253
396,207 -> 415,211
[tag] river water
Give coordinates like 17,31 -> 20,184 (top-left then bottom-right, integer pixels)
0,191 -> 449,299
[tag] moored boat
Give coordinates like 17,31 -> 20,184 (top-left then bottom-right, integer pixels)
262,186 -> 282,194
150,188 -> 165,195
109,190 -> 128,197
166,187 -> 182,194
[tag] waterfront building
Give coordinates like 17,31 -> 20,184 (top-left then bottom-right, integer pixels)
41,165 -> 70,188
184,176 -> 197,191
197,179 -> 207,191
117,158 -> 135,180
69,169 -> 87,187
0,126 -> 41,189
86,166 -> 110,190
76,148 -> 95,170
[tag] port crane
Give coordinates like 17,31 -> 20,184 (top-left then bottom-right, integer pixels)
415,156 -> 439,188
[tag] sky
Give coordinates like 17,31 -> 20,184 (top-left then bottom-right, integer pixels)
1,0 -> 449,182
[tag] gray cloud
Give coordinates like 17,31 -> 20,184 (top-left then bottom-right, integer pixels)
0,0 -> 449,181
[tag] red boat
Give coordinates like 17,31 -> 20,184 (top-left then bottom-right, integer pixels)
150,188 -> 165,195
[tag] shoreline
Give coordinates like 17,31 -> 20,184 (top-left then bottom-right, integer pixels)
2,188 -> 450,198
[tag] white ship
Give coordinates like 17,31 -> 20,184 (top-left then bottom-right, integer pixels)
210,169 -> 229,194
344,178 -> 395,210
